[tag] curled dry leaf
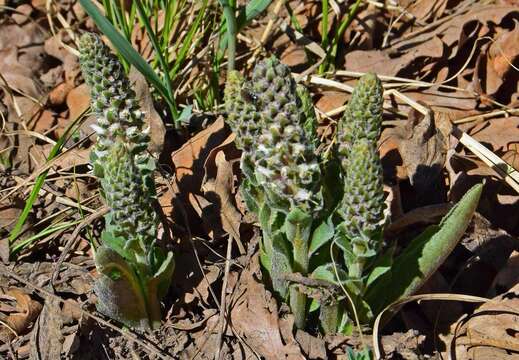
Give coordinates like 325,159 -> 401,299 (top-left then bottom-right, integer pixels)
485,21 -> 519,96
30,298 -> 63,359
448,283 -> 519,359
129,67 -> 166,156
170,118 -> 228,191
393,107 -> 448,195
0,288 -> 43,343
202,150 -> 242,247
230,255 -> 304,360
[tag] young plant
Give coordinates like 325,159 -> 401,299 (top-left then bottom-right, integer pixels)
225,59 -> 482,334
79,33 -> 174,330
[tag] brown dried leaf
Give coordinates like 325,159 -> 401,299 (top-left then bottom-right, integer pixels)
315,91 -> 349,114
171,118 -> 228,189
394,107 -> 447,192
0,288 -> 43,343
381,330 -> 426,359
280,44 -> 308,69
66,84 -> 90,122
449,283 -> 519,358
230,255 -> 303,360
344,36 -> 444,76
486,21 -> 519,95
463,117 -> 519,153
30,298 -> 63,359
129,67 -> 166,156
493,251 -> 519,292
203,151 -> 242,243
295,330 -> 327,359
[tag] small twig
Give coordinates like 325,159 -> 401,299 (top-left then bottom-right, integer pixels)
279,272 -> 337,289
51,206 -> 108,288
214,235 -> 234,360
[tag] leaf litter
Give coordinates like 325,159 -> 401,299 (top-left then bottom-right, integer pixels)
1,0 -> 519,359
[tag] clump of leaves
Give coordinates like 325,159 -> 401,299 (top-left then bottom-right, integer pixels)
79,33 -> 174,330
225,57 -> 482,334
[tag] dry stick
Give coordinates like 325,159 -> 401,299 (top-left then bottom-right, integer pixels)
247,0 -> 285,66
0,263 -> 173,360
51,206 -> 109,287
214,235 -> 234,360
454,108 -> 519,125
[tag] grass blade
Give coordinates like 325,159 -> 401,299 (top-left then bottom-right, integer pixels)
169,0 -> 208,80
133,0 -> 177,117
79,0 -> 178,122
220,0 -> 272,50
8,109 -> 87,249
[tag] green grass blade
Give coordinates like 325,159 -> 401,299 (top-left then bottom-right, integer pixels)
11,220 -> 82,256
133,0 -> 177,115
218,0 -> 237,71
8,109 -> 87,246
79,0 -> 178,121
169,0 -> 208,80
219,0 -> 272,51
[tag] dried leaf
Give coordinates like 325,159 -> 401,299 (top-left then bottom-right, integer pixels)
394,107 -> 447,194
0,288 -> 42,343
449,283 -> 519,358
129,66 -> 166,156
30,298 -> 63,360
203,151 -> 242,242
171,118 -> 228,188
230,255 -> 303,360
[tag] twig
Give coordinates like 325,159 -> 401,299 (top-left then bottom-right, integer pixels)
51,206 -> 108,288
214,235 -> 233,360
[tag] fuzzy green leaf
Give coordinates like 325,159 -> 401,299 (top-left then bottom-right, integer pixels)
94,246 -> 150,329
366,183 -> 483,314
309,218 -> 335,256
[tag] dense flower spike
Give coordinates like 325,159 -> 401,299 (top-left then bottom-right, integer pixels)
337,73 -> 383,170
249,57 -> 322,211
336,73 -> 385,279
101,141 -> 158,265
224,70 -> 261,153
78,33 -> 150,179
79,33 -> 173,330
338,139 -> 385,258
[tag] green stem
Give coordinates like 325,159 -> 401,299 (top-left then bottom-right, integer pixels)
290,221 -> 310,329
219,0 -> 237,71
320,303 -> 339,334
